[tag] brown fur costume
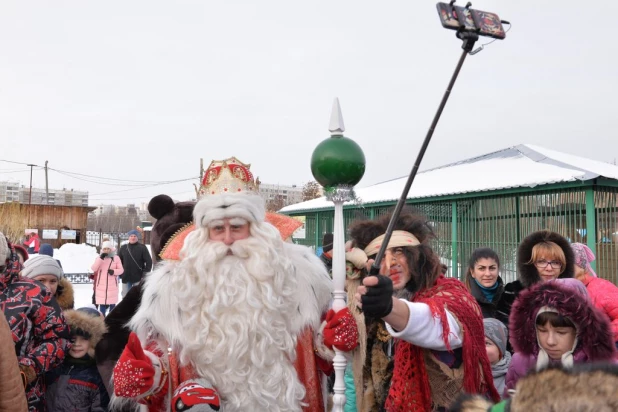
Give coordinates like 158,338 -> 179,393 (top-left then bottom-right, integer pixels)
510,363 -> 618,411
147,194 -> 195,262
449,363 -> 618,412
0,311 -> 28,412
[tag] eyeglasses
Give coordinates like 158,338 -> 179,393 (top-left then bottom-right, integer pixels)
534,260 -> 563,269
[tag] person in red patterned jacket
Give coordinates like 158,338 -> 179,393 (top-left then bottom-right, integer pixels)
0,233 -> 71,411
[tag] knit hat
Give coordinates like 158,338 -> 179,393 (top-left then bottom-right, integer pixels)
322,233 -> 333,253
0,234 -> 8,265
483,318 -> 508,358
127,229 -> 141,239
101,240 -> 114,250
571,243 -> 598,278
21,254 -> 63,280
39,243 -> 54,257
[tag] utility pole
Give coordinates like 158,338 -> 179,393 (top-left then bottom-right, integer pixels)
45,161 -> 49,204
27,164 -> 36,226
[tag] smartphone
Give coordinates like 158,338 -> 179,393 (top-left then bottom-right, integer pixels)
436,3 -> 460,30
470,9 -> 506,39
436,2 -> 507,40
453,6 -> 476,32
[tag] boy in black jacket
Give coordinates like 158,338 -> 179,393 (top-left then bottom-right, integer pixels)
46,307 -> 109,411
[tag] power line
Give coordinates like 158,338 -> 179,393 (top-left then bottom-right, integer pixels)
88,189 -> 196,202
51,169 -> 156,187
88,177 -> 198,197
0,159 -> 38,167
1,159 -> 190,185
48,167 -> 185,184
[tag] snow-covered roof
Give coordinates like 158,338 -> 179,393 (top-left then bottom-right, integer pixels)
281,144 -> 618,213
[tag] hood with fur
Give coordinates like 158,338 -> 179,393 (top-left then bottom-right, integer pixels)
55,278 -> 74,311
509,280 -> 615,361
517,230 -> 574,288
64,309 -> 107,357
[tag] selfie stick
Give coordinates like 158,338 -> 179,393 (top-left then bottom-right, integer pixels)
369,31 -> 478,276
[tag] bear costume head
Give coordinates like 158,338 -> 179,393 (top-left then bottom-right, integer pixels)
147,194 -> 196,262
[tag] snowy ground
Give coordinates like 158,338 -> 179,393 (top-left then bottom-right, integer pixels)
35,243 -> 127,311
73,283 -> 124,311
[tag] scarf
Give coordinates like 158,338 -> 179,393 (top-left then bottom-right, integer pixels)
492,351 -> 511,378
491,351 -> 511,396
474,278 -> 499,302
385,276 -> 500,411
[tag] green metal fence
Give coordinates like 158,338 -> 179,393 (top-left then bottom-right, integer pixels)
287,183 -> 618,285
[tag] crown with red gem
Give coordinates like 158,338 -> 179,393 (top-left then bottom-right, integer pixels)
199,157 -> 260,197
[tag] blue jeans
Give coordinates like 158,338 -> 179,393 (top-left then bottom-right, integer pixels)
98,304 -> 116,316
122,282 -> 137,297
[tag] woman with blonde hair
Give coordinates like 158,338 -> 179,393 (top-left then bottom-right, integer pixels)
496,230 -> 574,331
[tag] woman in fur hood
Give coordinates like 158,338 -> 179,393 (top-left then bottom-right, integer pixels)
495,230 -> 575,331
504,278 -> 616,396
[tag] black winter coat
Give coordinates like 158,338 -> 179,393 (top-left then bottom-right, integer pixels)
468,276 -> 508,325
117,243 -> 152,284
46,355 -> 109,412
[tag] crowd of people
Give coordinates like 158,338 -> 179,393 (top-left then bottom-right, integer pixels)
1,156 -> 618,411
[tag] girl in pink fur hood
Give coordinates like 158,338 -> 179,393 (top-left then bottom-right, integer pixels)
504,278 -> 616,397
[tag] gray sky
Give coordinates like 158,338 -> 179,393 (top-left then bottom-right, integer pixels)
1,1 -> 616,206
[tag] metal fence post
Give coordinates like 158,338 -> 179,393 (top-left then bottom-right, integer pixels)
451,201 -> 458,279
585,186 -> 597,271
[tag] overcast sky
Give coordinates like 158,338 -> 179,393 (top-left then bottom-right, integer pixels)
1,1 -> 616,206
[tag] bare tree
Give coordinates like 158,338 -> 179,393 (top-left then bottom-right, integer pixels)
302,181 -> 322,201
265,195 -> 286,212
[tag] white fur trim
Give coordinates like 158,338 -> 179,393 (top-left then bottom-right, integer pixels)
283,242 -> 333,334
194,193 -> 265,227
142,351 -> 164,397
315,320 -> 335,362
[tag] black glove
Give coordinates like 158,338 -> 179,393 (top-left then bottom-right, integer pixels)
107,269 -> 114,275
100,253 -> 108,259
361,275 -> 394,319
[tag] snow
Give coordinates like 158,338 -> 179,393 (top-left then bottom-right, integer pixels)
526,144 -> 618,180
281,143 -> 618,213
55,243 -> 99,274
72,283 -> 123,310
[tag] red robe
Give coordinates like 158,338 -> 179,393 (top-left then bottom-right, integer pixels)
140,328 -> 328,412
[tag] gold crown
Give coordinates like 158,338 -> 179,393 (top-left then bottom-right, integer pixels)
199,157 -> 260,197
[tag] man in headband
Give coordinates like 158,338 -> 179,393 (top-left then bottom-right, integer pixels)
111,158 -> 335,412
351,210 -> 499,411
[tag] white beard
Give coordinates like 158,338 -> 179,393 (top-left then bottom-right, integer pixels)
131,226 -> 306,412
